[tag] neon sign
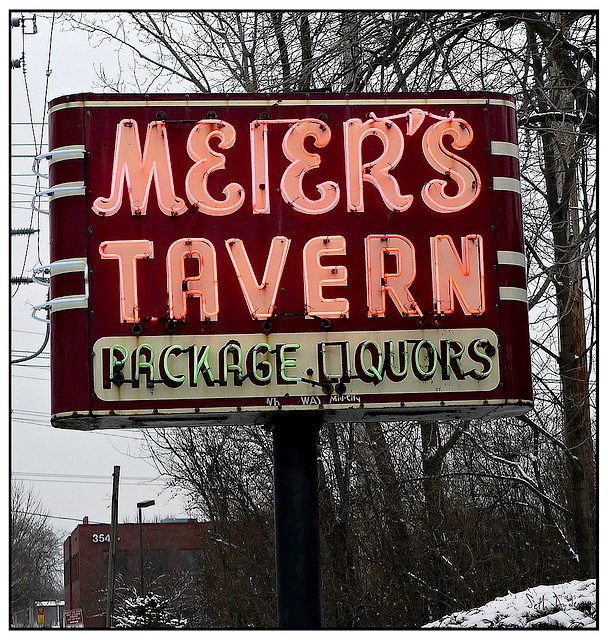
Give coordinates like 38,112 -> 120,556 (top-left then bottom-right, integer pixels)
93,110 -> 480,218
46,92 -> 532,428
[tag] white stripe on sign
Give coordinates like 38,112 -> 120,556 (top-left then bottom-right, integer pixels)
497,250 -> 526,268
499,286 -> 528,303
491,141 -> 519,159
493,177 -> 521,194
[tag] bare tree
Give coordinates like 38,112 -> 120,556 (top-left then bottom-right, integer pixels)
10,482 -> 63,617
143,427 -> 276,627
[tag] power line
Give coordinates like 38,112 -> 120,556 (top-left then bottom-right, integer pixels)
12,182 -> 46,188
12,423 -> 150,443
11,351 -> 50,359
11,11 -> 55,294
10,320 -> 51,365
11,360 -> 50,366
10,414 -> 148,441
12,477 -> 167,487
11,373 -> 50,382
12,329 -> 47,336
13,471 -> 164,481
11,349 -> 49,356
11,409 -> 50,417
11,418 -> 52,427
12,472 -> 168,488
12,509 -> 105,524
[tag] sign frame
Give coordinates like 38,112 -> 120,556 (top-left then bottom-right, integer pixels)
45,91 -> 533,428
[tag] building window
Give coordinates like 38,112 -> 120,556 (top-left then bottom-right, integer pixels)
143,549 -> 168,581
102,550 -> 129,581
179,549 -> 204,576
70,553 -> 79,580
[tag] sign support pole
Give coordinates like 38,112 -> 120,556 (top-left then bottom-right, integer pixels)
271,411 -> 323,629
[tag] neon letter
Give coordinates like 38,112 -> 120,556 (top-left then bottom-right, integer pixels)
247,343 -> 273,385
131,344 -> 155,388
365,234 -> 421,317
439,340 -> 466,380
276,344 -> 300,384
93,119 -> 187,217
167,238 -> 219,321
431,234 -> 485,315
185,120 -> 244,215
218,341 -> 243,386
99,239 -> 153,323
160,345 -> 187,388
421,117 -> 481,213
250,121 -> 271,214
412,340 -> 438,381
466,339 -> 494,379
343,117 -> 412,213
303,236 -> 349,319
189,345 -> 216,387
383,340 -> 408,382
280,120 -> 339,214
317,341 -> 351,383
225,236 -> 290,319
354,340 -> 384,383
103,344 -> 129,389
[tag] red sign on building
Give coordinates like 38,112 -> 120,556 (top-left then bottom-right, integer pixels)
64,609 -> 84,628
45,92 -> 532,428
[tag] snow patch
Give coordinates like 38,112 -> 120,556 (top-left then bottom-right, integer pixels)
423,579 -> 595,629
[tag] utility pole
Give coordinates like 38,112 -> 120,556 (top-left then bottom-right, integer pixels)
105,466 -> 120,628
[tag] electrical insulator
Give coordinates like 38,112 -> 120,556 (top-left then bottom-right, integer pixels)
11,227 -> 38,236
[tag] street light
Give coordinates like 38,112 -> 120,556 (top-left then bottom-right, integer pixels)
137,499 -> 155,596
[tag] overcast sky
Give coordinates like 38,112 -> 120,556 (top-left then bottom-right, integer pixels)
9,11 -> 191,536
7,2 -> 603,539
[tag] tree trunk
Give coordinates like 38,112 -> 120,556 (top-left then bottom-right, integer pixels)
317,428 -> 357,628
528,12 -> 596,576
420,420 -> 451,618
270,12 -> 291,92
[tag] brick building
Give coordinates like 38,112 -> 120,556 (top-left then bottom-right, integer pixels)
64,518 -> 210,628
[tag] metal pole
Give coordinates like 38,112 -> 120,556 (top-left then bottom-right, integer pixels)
136,499 -> 155,597
105,466 -> 120,628
271,411 -> 323,629
138,507 -> 144,596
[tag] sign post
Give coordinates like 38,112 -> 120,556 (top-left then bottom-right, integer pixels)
272,412 -> 322,628
42,91 -> 533,628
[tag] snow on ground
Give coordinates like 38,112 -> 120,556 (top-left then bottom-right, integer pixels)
423,579 -> 596,629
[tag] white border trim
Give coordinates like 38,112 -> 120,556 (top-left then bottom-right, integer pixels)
47,181 -> 86,201
499,286 -> 528,303
493,177 -> 521,194
491,141 -> 519,159
49,96 -> 516,115
497,250 -> 526,268
52,397 -> 533,422
48,145 -> 87,165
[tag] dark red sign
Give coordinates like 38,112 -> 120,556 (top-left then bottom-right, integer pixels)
64,609 -> 84,627
46,92 -> 532,428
